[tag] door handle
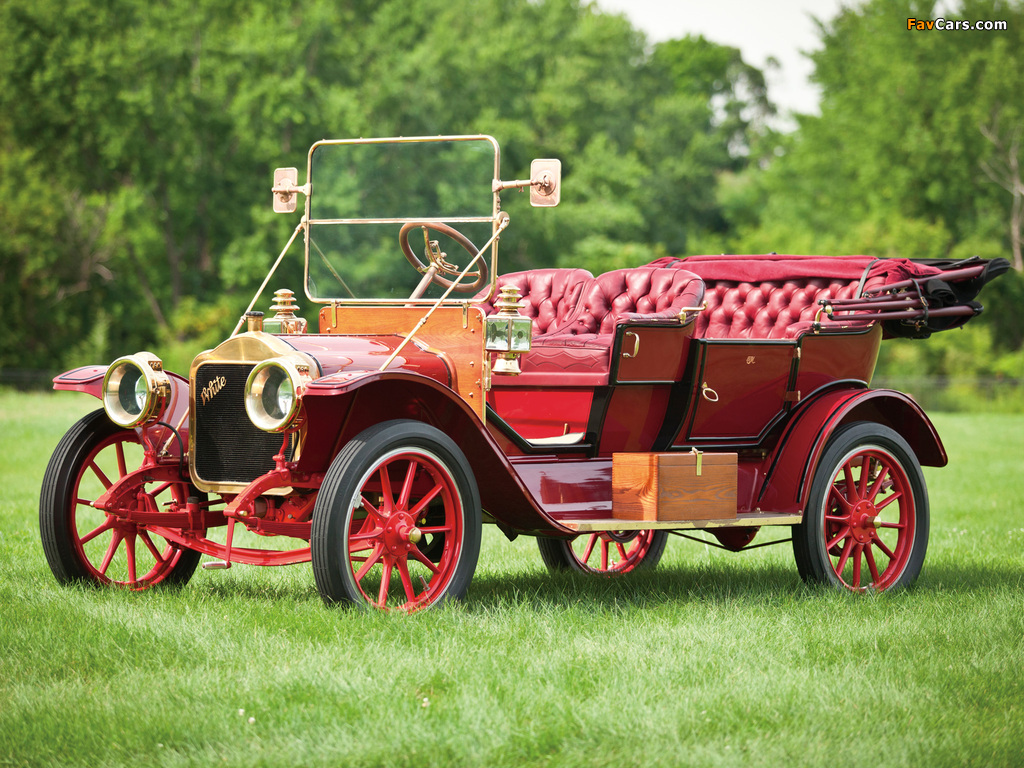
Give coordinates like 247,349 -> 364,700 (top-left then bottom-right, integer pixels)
622,331 -> 640,359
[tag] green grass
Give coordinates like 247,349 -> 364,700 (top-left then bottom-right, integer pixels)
1,391 -> 1022,767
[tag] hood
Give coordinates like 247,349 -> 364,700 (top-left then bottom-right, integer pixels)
192,331 -> 453,388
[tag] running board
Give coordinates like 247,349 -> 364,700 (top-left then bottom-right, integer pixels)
559,512 -> 802,533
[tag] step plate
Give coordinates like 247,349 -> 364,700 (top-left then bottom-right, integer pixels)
559,512 -> 802,533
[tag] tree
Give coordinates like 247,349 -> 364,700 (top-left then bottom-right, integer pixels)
0,0 -> 773,373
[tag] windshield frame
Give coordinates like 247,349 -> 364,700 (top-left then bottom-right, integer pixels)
302,134 -> 502,307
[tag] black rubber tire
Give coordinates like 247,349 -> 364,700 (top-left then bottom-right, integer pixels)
39,408 -> 202,588
793,421 -> 929,592
537,529 -> 668,575
311,420 -> 482,610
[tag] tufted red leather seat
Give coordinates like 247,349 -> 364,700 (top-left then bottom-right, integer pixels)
475,268 -> 593,335
646,254 -> 930,340
696,278 -> 870,339
513,268 -> 705,381
483,267 -> 705,385
551,267 -> 706,337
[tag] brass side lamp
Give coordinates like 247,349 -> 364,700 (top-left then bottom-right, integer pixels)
484,285 -> 532,375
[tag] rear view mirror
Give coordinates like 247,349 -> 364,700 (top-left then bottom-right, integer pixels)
493,159 -> 562,207
529,159 -> 561,207
272,167 -> 301,213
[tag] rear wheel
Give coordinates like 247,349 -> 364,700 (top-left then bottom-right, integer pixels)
311,420 -> 482,611
793,422 -> 928,592
538,529 -> 667,575
39,409 -> 202,589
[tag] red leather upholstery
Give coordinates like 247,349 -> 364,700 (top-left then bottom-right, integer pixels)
484,267 -> 706,385
475,268 -> 593,335
552,268 -> 706,336
516,332 -> 612,384
647,255 -> 922,340
695,278 -> 869,339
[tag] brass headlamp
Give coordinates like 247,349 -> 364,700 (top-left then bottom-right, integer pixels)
101,352 -> 171,428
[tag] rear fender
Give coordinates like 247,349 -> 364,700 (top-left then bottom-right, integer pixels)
300,371 -> 565,535
756,386 -> 946,517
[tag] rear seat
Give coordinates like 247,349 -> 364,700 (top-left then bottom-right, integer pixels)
696,278 -> 876,339
649,255 -> 894,340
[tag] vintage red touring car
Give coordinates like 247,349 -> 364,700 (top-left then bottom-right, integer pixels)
39,135 -> 1009,611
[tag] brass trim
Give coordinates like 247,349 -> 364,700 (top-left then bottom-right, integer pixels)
189,333 -> 318,494
689,447 -> 703,476
622,330 -> 640,359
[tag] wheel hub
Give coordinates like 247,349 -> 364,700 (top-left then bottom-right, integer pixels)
850,500 -> 878,543
382,513 -> 422,557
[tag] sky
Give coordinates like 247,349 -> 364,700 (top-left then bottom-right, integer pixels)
592,0 -> 847,123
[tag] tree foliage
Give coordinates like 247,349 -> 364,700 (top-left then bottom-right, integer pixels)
718,0 -> 1024,376
0,0 -> 770,372
0,0 -> 1020,379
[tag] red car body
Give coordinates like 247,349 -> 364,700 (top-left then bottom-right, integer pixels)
39,135 -> 1008,610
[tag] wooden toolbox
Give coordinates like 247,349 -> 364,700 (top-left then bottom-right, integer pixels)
611,451 -> 737,522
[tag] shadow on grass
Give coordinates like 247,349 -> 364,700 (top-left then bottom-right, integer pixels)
197,574 -> 322,604
76,552 -> 1022,612
168,560 -> 810,611
465,560 -> 811,613
466,552 -> 1024,612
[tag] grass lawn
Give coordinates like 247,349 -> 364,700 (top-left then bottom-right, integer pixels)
1,390 -> 1022,767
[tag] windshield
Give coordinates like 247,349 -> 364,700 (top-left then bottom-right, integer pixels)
305,136 -> 500,304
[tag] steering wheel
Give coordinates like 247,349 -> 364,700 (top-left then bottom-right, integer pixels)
399,221 -> 487,294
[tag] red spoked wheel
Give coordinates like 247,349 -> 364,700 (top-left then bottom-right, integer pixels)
793,422 -> 929,592
537,529 -> 668,575
39,409 -> 202,589
311,421 -> 481,612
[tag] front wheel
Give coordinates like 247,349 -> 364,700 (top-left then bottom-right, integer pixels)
39,409 -> 202,589
793,422 -> 929,592
311,420 -> 482,611
537,530 -> 668,575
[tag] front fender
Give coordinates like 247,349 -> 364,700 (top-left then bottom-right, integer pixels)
755,386 -> 946,517
299,370 -> 570,536
52,364 -> 192,437
53,365 -> 109,398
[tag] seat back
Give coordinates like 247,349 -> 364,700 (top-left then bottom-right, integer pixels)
476,268 -> 593,335
697,278 -> 867,339
556,268 -> 705,336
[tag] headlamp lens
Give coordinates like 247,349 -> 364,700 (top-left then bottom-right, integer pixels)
262,368 -> 293,420
245,360 -> 303,432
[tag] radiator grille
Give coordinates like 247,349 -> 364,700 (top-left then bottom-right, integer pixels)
193,362 -> 294,485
